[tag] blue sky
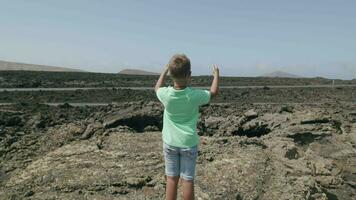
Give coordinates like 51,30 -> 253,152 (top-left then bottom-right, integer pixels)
0,0 -> 355,79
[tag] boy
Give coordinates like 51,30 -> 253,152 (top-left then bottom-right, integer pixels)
155,54 -> 219,200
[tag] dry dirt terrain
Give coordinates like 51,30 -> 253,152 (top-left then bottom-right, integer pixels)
1,99 -> 355,200
0,61 -> 84,72
0,72 -> 355,199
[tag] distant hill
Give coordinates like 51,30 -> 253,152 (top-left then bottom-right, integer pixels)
260,71 -> 301,78
0,60 -> 85,72
118,69 -> 159,76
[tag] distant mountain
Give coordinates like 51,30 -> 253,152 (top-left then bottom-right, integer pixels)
260,71 -> 301,78
118,69 -> 159,76
0,60 -> 85,72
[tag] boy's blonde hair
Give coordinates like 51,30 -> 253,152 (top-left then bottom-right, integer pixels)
168,54 -> 191,79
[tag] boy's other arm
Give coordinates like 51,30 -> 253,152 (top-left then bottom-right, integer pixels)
154,65 -> 169,92
210,64 -> 220,97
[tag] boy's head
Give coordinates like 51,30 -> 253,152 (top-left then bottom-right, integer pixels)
168,54 -> 191,80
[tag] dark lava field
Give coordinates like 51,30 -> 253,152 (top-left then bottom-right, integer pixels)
1,70 -> 355,88
0,71 -> 355,200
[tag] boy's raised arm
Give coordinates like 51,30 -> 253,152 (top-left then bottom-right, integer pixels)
154,65 -> 169,92
210,64 -> 220,97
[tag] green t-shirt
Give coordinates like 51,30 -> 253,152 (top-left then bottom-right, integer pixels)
156,86 -> 211,148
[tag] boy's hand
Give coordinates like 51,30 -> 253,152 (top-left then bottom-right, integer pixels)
210,64 -> 220,97
212,64 -> 219,77
163,64 -> 170,75
155,64 -> 170,92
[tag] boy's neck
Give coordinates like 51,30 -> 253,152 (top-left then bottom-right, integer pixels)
173,82 -> 188,90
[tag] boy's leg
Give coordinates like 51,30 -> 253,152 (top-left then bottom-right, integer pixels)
163,143 -> 180,200
166,176 -> 180,200
182,179 -> 194,200
179,145 -> 198,200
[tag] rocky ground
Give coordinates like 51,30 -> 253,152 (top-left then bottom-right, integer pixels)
1,86 -> 355,104
1,70 -> 355,88
0,99 -> 355,199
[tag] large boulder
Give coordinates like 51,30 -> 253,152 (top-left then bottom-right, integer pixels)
244,109 -> 258,120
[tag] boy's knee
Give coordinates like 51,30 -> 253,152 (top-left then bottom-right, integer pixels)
181,178 -> 194,184
167,176 -> 180,182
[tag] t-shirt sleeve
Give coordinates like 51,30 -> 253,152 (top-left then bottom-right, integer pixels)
193,89 -> 211,106
156,87 -> 169,104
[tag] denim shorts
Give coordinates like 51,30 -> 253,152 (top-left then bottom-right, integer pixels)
163,142 -> 198,181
